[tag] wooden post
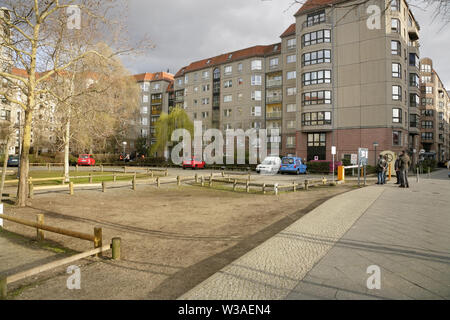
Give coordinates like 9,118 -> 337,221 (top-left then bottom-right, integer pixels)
293,181 -> 296,192
195,174 -> 198,183
209,176 -> 213,187
246,180 -> 250,193
156,177 -> 160,188
262,183 -> 266,194
150,171 -> 154,178
47,163 -> 50,171
102,181 -> 106,193
274,183 -> 279,196
94,227 -> 102,257
89,174 -> 93,184
177,176 -> 181,187
0,276 -> 6,300
222,171 -> 225,177
28,182 -> 34,199
112,237 -> 121,260
132,176 -> 136,190
201,176 -> 204,187
304,180 -> 309,191
322,177 -> 327,185
36,214 -> 44,241
76,165 -> 78,172
101,165 -> 104,173
233,179 -> 237,191
165,169 -> 168,177
248,172 -> 251,181
123,166 -> 127,173
113,173 -> 117,182
69,182 -> 74,196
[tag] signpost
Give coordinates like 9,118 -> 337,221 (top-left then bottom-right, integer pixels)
358,148 -> 369,187
331,146 -> 336,183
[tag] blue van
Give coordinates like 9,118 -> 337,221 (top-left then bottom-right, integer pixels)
280,157 -> 307,175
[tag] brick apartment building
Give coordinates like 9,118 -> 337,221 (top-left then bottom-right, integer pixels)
172,0 -> 449,165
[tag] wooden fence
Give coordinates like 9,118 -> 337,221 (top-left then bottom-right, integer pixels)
0,212 -> 122,299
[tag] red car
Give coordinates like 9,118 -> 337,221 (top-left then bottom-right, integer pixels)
182,157 -> 205,170
77,154 -> 96,166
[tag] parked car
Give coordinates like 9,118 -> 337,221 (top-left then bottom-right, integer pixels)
182,157 -> 206,170
280,157 -> 307,175
7,155 -> 20,167
256,156 -> 281,174
77,154 -> 96,166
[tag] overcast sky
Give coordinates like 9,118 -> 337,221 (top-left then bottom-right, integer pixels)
124,0 -> 449,89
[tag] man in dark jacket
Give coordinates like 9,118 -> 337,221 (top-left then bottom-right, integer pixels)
394,155 -> 401,184
399,151 -> 410,188
377,155 -> 387,185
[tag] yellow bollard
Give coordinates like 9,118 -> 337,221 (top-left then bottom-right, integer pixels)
388,163 -> 392,181
338,166 -> 345,182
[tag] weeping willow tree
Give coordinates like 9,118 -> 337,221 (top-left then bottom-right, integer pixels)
151,107 -> 194,158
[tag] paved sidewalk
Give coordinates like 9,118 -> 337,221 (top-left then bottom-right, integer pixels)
180,170 -> 450,300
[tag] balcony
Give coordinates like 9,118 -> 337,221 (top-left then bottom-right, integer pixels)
408,26 -> 419,41
266,79 -> 282,88
266,111 -> 282,120
301,15 -> 331,29
266,95 -> 282,104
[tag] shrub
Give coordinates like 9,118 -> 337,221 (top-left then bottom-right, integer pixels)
306,161 -> 331,174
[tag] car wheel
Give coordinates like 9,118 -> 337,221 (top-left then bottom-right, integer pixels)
183,167 -> 186,170
192,166 -> 196,170
296,170 -> 301,175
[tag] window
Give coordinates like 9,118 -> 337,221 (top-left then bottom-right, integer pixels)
224,80 -> 232,88
224,109 -> 232,117
424,86 -> 432,94
421,76 -> 431,83
307,133 -> 326,147
142,95 -> 148,103
287,71 -> 296,80
251,91 -> 262,101
238,63 -> 243,72
193,99 -> 198,106
224,95 -> 232,103
409,73 -> 419,87
392,63 -> 401,78
287,104 -> 297,112
251,60 -> 262,70
409,53 -> 419,68
252,122 -> 262,129
282,120 -> 294,129
0,109 -> 11,121
287,136 -> 296,147
302,70 -> 331,86
287,38 -> 296,49
238,93 -> 243,100
421,132 -> 433,140
270,58 -> 279,68
392,108 -> 402,123
251,75 -> 262,86
202,98 -> 210,105
213,68 -> 220,80
202,84 -> 210,91
142,117 -> 148,126
391,0 -> 399,11
392,131 -> 401,146
223,124 -> 232,131
421,109 -> 433,116
302,112 -> 332,126
391,41 -> 401,55
142,106 -> 148,114
287,55 -> 296,64
421,98 -> 433,106
141,83 -> 149,91
184,75 -> 188,84
224,66 -> 232,75
177,79 -> 183,86
153,83 -> 161,90
302,49 -> 331,66
251,106 -> 262,117
194,86 -> 199,93
238,77 -> 243,85
302,29 -> 331,47
302,90 -> 332,105
391,19 -> 400,33
410,93 -> 419,107
421,121 -> 433,129
420,64 -> 431,72
410,114 -> 419,128
306,10 -> 326,27
287,87 -> 297,96
202,71 -> 210,79
392,85 -> 402,101
202,112 -> 209,119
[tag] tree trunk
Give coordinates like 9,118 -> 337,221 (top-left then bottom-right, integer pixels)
0,132 -> 12,203
16,109 -> 33,207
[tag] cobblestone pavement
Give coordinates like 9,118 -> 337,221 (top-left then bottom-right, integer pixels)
180,169 -> 450,300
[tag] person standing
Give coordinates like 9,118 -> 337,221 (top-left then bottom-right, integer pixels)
394,154 -> 401,185
399,151 -> 410,188
377,155 -> 387,185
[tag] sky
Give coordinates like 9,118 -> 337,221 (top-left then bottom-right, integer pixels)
123,0 -> 450,89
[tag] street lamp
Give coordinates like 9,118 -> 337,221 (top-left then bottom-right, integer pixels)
373,142 -> 379,167
122,141 -> 127,164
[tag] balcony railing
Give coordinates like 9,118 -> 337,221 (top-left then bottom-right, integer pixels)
151,99 -> 162,105
175,96 -> 184,102
266,95 -> 282,104
266,111 -> 282,119
302,16 -> 331,29
266,79 -> 282,88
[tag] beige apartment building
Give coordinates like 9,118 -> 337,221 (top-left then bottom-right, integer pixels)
130,72 -> 174,154
172,0 -> 442,165
419,58 -> 450,162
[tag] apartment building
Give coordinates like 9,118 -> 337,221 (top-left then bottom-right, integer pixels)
131,72 -> 174,153
419,58 -> 450,162
173,0 -> 433,165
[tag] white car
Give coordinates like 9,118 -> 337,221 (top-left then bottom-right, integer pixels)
256,156 -> 281,175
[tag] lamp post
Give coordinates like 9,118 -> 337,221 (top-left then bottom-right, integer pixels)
373,142 -> 379,167
16,112 -> 22,179
122,141 -> 127,164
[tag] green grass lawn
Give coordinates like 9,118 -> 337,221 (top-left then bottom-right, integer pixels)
4,171 -> 153,186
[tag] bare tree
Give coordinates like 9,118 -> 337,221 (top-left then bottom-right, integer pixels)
0,121 -> 15,203
0,1 -> 149,206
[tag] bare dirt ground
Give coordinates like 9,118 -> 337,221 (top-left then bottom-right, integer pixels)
2,182 -> 358,299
